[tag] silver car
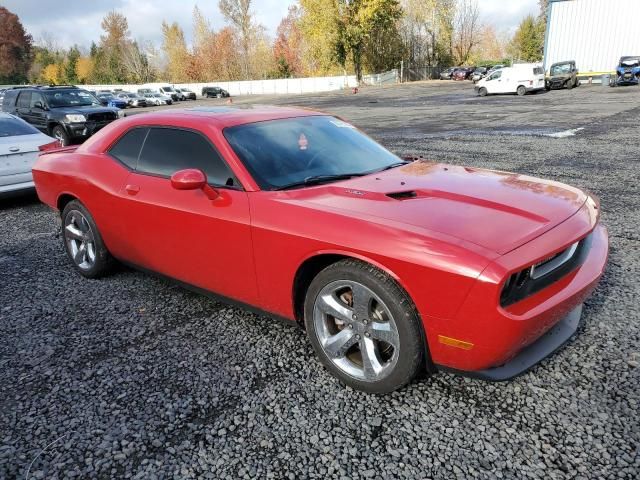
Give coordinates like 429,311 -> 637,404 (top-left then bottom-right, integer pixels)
0,113 -> 58,196
143,93 -> 173,106
115,92 -> 148,108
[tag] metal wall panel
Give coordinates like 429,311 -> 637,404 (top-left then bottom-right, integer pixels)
544,0 -> 640,74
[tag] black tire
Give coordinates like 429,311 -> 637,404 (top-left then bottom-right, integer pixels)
567,79 -> 573,90
478,87 -> 488,97
517,85 -> 527,96
51,125 -> 70,147
304,259 -> 426,393
61,200 -> 114,279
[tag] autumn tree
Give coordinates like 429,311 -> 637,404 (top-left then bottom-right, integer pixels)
335,0 -> 404,82
400,0 -> 455,67
299,0 -> 340,75
75,56 -> 94,83
218,0 -> 254,79
42,63 -> 60,84
92,11 -> 131,82
510,15 -> 544,62
452,0 -> 481,65
0,7 -> 33,84
273,6 -> 304,77
161,21 -> 191,82
122,41 -> 156,83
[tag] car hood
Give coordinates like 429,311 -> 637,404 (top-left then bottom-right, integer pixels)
283,162 -> 588,255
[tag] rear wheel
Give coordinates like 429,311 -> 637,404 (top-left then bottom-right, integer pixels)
305,260 -> 425,393
478,87 -> 488,97
62,200 -> 114,278
51,125 -> 70,147
517,85 -> 527,96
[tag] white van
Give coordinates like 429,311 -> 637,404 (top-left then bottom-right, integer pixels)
475,64 -> 545,97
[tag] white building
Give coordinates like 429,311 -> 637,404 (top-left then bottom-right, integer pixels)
544,0 -> 640,75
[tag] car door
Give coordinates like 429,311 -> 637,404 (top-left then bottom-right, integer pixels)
14,91 -> 33,125
116,126 -> 259,305
27,92 -> 48,132
485,70 -> 503,93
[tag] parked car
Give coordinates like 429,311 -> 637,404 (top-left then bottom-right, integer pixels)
475,64 -> 546,97
96,93 -> 129,109
1,85 -> 121,146
471,67 -> 489,83
32,106 -> 608,393
115,92 -> 148,108
439,67 -> 458,80
453,67 -> 474,81
178,88 -> 197,100
486,65 -> 506,77
174,88 -> 188,101
202,86 -> 231,98
142,93 -> 173,106
0,112 -> 60,196
546,60 -> 579,90
613,56 -> 640,86
158,86 -> 180,101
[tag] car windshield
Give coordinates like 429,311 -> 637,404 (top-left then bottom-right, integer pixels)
162,87 -> 175,92
0,116 -> 40,137
45,90 -> 100,107
620,58 -> 640,67
551,64 -> 571,75
99,94 -> 114,99
224,115 -> 404,190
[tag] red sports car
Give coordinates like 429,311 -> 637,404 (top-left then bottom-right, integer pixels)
32,107 -> 608,393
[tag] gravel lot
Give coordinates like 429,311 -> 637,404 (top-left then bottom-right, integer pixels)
1,81 -> 639,479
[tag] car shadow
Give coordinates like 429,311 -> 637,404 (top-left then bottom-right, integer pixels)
0,190 -> 40,210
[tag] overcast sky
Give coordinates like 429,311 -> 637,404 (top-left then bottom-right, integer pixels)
4,0 -> 540,49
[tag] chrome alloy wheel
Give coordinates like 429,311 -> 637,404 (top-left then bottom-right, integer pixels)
64,210 -> 97,270
313,280 -> 400,382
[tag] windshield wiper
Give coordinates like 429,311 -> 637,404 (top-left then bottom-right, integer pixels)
375,161 -> 409,173
274,173 -> 366,191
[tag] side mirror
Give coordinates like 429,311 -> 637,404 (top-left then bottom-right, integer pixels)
170,169 -> 219,200
33,101 -> 45,110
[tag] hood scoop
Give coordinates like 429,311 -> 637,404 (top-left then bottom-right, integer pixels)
387,190 -> 418,201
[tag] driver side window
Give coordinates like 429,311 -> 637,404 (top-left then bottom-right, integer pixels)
489,71 -> 502,81
137,127 -> 238,188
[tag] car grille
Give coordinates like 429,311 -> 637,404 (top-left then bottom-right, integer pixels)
500,233 -> 593,307
88,112 -> 117,122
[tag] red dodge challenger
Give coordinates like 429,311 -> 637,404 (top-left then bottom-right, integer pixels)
32,106 -> 608,393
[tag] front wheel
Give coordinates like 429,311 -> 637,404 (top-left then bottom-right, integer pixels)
517,85 -> 527,96
478,87 -> 488,97
51,125 -> 70,147
62,200 -> 114,278
305,260 -> 426,393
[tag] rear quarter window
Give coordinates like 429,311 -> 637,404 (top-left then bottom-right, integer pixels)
0,116 -> 40,137
108,127 -> 149,170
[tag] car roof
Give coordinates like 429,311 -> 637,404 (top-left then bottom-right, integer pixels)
118,106 -> 323,129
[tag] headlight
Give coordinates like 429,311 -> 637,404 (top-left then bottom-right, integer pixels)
65,114 -> 86,122
117,109 -> 125,118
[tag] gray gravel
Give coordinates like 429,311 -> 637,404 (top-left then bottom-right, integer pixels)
1,81 -> 639,479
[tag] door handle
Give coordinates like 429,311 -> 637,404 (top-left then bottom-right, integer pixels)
125,184 -> 140,195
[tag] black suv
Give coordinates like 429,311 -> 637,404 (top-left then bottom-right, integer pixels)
202,86 -> 231,98
1,85 -> 121,146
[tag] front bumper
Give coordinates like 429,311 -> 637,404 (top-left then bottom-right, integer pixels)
427,201 -> 608,375
66,121 -> 114,139
440,304 -> 583,381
